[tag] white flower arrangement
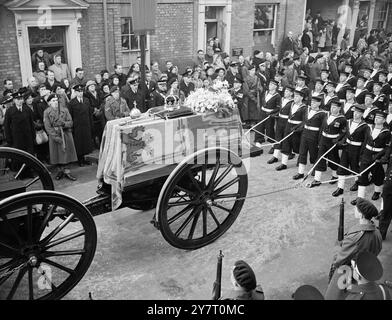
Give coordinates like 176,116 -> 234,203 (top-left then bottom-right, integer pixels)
184,79 -> 236,116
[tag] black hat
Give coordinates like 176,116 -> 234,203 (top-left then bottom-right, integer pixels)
294,89 -> 306,98
375,110 -> 387,119
285,85 -> 295,92
378,69 -> 388,76
292,285 -> 324,300
349,46 -> 357,51
354,104 -> 366,112
364,91 -> 375,99
373,80 -> 383,87
0,95 -> 13,104
330,100 -> 342,108
269,79 -> 279,87
157,74 -> 168,84
205,65 -> 214,72
327,81 -> 337,88
229,61 -> 239,67
321,69 -> 330,74
345,86 -> 355,94
339,71 -> 349,77
355,251 -> 383,282
23,89 -> 36,100
357,74 -> 367,81
247,64 -> 256,71
75,67 -> 84,73
110,85 -> 120,93
53,83 -> 66,92
233,77 -> 243,84
233,260 -> 256,291
128,77 -> 139,85
314,78 -> 325,85
356,197 -> 379,219
12,88 -> 26,99
215,67 -> 226,74
182,67 -> 193,77
311,95 -> 323,102
297,75 -> 307,81
253,49 -> 261,56
72,84 -> 84,91
47,93 -> 58,103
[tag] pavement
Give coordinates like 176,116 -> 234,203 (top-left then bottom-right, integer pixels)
51,147 -> 392,300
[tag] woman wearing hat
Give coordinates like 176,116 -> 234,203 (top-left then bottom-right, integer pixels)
43,94 -> 77,181
220,260 -> 264,300
104,86 -> 130,121
85,80 -> 104,149
243,64 -> 262,128
325,197 -> 382,300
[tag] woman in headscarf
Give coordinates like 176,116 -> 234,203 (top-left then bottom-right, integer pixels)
43,93 -> 77,180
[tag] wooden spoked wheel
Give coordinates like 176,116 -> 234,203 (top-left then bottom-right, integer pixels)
0,147 -> 54,200
156,148 -> 248,250
0,191 -> 97,300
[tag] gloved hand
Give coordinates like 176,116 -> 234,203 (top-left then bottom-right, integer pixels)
53,136 -> 63,144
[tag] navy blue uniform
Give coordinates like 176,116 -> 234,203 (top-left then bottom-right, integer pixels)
314,115 -> 347,172
281,102 -> 307,155
255,91 -> 281,143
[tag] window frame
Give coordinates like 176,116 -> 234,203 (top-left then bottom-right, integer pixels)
253,3 -> 278,46
121,17 -> 150,53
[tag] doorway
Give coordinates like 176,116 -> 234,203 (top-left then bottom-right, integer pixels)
28,26 -> 67,72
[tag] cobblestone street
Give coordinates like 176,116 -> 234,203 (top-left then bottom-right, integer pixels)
55,151 -> 392,300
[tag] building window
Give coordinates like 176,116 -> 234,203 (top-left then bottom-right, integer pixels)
121,17 -> 141,51
253,4 -> 277,48
373,1 -> 389,29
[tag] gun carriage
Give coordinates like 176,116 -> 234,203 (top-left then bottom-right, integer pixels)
0,105 -> 261,300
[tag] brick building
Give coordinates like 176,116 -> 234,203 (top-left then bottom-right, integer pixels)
0,0 -> 391,88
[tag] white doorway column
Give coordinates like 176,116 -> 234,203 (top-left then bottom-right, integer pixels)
6,0 -> 88,86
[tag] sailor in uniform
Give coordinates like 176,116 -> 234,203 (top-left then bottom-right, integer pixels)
335,71 -> 350,100
267,85 -> 294,164
370,57 -> 383,81
343,86 -> 356,120
352,111 -> 391,205
345,63 -> 357,88
275,89 -> 307,171
355,74 -> 369,104
363,67 -> 374,92
323,81 -> 339,112
373,80 -> 388,112
255,79 -> 281,151
320,69 -> 330,92
293,95 -> 326,180
378,69 -> 392,99
295,74 -> 310,105
362,92 -> 379,125
311,78 -> 326,109
308,100 -> 347,188
332,104 -> 369,197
